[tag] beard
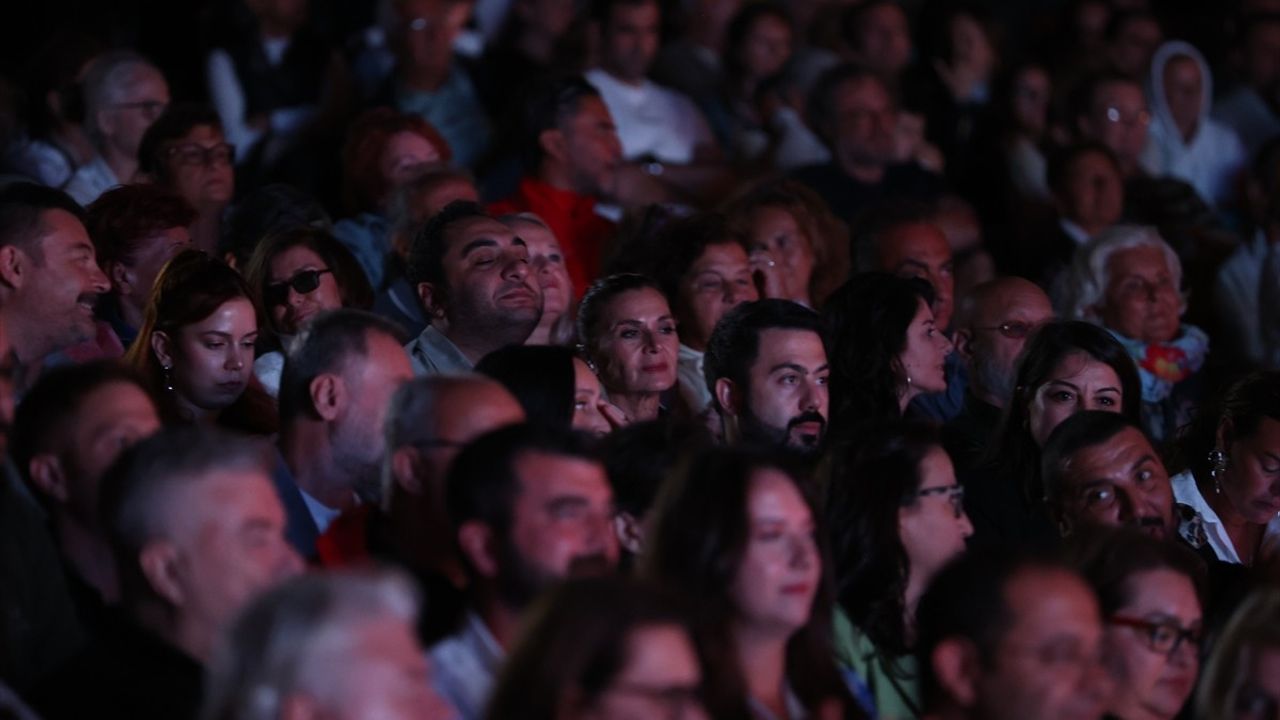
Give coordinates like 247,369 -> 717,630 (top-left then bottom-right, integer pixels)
494,537 -> 614,610
739,405 -> 827,457
448,284 -> 543,349
330,416 -> 384,505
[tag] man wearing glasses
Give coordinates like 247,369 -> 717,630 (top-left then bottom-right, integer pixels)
945,277 -> 1054,475
65,51 -> 169,206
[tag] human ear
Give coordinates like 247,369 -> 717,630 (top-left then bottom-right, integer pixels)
714,377 -> 742,416
27,454 -> 69,503
613,512 -> 644,555
539,128 -> 569,166
417,282 -> 448,322
931,638 -> 981,708
0,245 -> 26,289
953,328 -> 975,362
308,374 -> 345,422
150,331 -> 175,369
457,521 -> 499,579
139,540 -> 185,607
391,446 -> 425,495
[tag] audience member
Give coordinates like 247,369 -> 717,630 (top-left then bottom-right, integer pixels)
274,310 -> 412,558
724,177 -> 850,309
1212,13 -> 1280,158
201,568 -> 452,720
404,200 -> 543,374
1073,72 -> 1152,180
12,362 -> 161,616
703,299 -> 829,457
32,427 -> 302,720
945,278 -> 1055,473
825,423 -> 973,718
841,0 -> 913,82
970,321 -> 1140,548
644,447 -> 860,719
489,76 -> 622,292
218,182 -> 332,270
65,52 -> 169,206
1170,371 -> 1280,567
85,184 -> 194,348
125,249 -> 274,433
577,273 -> 678,423
242,227 -> 373,396
0,184 -> 110,370
1067,224 -> 1208,442
914,550 -> 1110,720
498,213 -> 575,346
824,273 -> 950,438
432,423 -> 617,719
475,344 -> 616,435
136,105 -> 235,255
1195,588 -> 1280,720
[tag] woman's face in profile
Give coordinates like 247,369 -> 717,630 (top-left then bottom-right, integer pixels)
1027,351 -> 1123,447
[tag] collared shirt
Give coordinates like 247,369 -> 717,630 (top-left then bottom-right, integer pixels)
394,64 -> 491,169
490,177 -> 617,294
677,343 -> 712,415
63,154 -> 119,207
584,68 -> 706,164
406,325 -> 474,376
428,611 -> 504,720
1171,470 -> 1280,565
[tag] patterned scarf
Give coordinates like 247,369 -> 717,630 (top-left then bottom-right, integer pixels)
1108,325 -> 1210,403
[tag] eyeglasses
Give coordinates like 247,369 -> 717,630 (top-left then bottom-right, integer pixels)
1108,615 -> 1200,656
975,321 -> 1039,340
264,269 -> 333,307
1103,106 -> 1151,128
915,483 -> 966,518
165,142 -> 235,168
112,100 -> 168,118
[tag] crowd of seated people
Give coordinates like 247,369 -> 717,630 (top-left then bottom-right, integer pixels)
4,0 -> 1280,718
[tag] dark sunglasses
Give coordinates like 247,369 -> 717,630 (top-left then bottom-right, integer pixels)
265,269 -> 332,307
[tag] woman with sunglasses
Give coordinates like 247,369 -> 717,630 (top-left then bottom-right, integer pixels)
824,422 -> 973,720
1068,525 -> 1205,720
125,249 -> 275,433
243,227 -> 373,396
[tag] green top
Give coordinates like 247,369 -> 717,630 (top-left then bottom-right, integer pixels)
833,608 -> 921,720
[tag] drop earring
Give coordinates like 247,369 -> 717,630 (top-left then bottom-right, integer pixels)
162,364 -> 174,393
1207,449 -> 1228,495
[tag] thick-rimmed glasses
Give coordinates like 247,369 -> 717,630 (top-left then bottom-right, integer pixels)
915,483 -> 965,518
1108,615 -> 1200,656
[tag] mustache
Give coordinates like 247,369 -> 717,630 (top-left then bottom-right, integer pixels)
787,411 -> 826,432
1135,516 -> 1165,529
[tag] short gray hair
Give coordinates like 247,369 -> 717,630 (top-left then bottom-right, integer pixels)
201,568 -> 420,720
1065,224 -> 1185,323
81,51 -> 160,142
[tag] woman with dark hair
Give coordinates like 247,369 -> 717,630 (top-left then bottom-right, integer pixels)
476,344 -> 615,436
1067,526 -> 1205,720
724,178 -> 850,310
486,575 -> 711,720
136,105 -> 235,256
824,423 -> 973,719
644,447 -> 863,719
614,213 -> 757,419
242,226 -> 373,397
824,273 -> 952,438
578,274 -> 680,423
1170,371 -> 1280,566
968,320 -> 1141,547
333,108 -> 452,290
124,249 -> 276,434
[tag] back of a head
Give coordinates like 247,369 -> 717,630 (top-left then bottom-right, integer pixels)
703,299 -> 827,410
915,549 -> 1072,711
99,425 -> 271,598
475,344 -> 576,430
486,575 -> 693,720
277,309 -> 405,424
1040,410 -> 1145,510
86,185 -> 196,268
0,182 -> 85,253
201,568 -> 420,720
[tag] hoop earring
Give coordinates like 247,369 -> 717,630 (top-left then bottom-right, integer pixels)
1207,449 -> 1228,495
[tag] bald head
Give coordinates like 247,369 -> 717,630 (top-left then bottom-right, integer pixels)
956,278 -> 1055,408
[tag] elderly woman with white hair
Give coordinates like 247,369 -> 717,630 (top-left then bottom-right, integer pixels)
201,568 -> 454,720
1066,224 -> 1208,442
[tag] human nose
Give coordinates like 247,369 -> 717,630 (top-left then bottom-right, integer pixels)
226,343 -> 246,371
86,260 -> 110,294
788,531 -> 816,568
504,253 -> 531,282
800,377 -> 822,411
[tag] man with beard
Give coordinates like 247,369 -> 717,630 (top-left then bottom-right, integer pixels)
945,278 -> 1054,475
405,200 -> 543,375
703,299 -> 830,457
431,423 -> 618,720
0,184 -> 110,379
275,310 -> 414,559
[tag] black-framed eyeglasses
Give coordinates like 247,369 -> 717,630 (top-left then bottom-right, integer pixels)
915,483 -> 966,518
165,142 -> 235,168
975,321 -> 1037,340
1108,615 -> 1200,656
264,269 -> 333,307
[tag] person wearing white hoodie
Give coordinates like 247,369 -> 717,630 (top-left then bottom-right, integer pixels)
1141,40 -> 1246,209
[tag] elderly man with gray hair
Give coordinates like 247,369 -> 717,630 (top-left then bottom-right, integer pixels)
201,568 -> 454,720
64,51 -> 169,206
1064,224 -> 1208,442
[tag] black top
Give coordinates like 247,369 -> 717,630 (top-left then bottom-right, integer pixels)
790,161 -> 945,228
942,392 -> 1003,479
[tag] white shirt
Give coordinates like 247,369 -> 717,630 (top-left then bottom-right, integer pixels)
677,343 -> 712,416
63,155 -> 119,207
585,68 -> 710,164
1214,229 -> 1269,367
1171,470 -> 1280,565
429,612 -> 505,720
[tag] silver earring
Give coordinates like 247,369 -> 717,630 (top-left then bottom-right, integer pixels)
161,364 -> 174,393
1208,449 -> 1228,495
